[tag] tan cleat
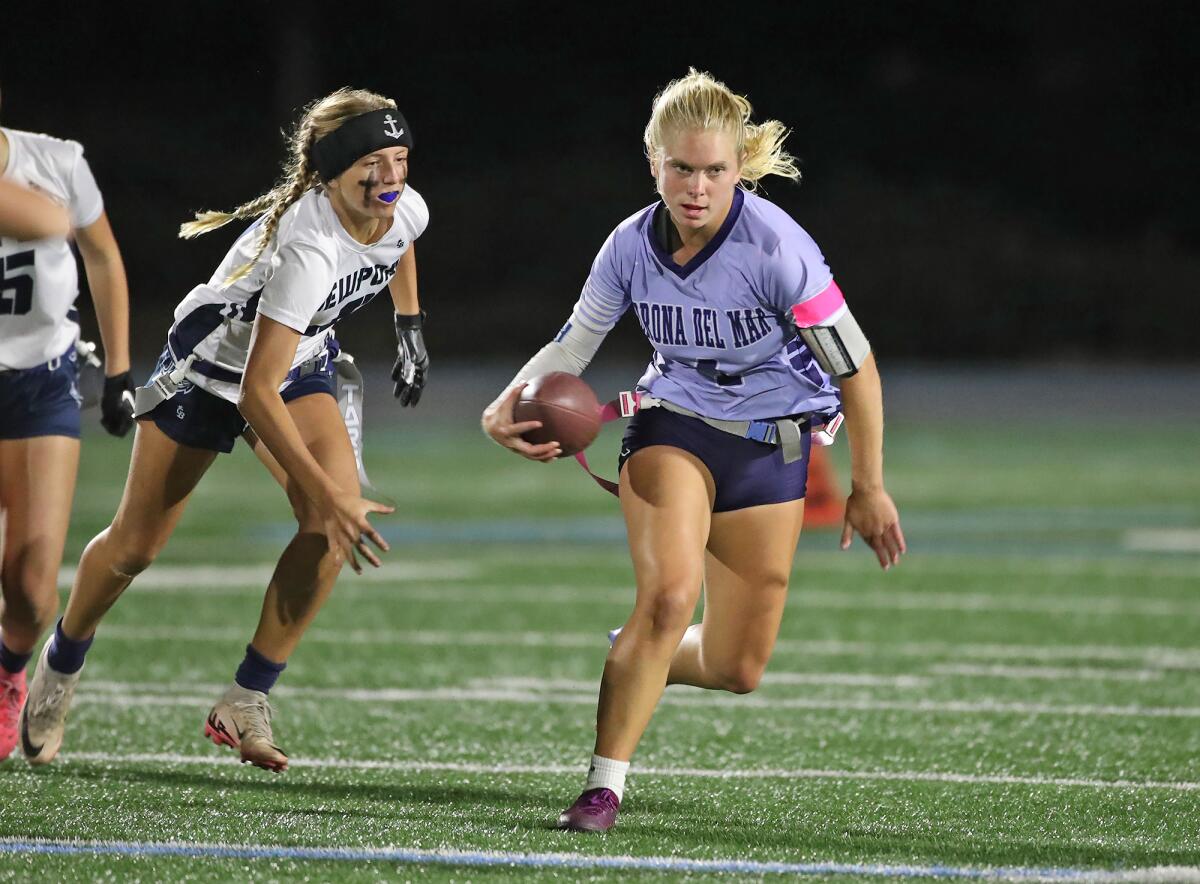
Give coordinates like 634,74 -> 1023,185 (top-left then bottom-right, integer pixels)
203,683 -> 289,772
18,639 -> 82,766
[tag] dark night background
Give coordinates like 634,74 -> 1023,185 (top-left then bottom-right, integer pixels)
2,2 -> 1197,371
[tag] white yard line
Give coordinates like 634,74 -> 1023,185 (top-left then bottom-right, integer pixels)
791,553 -> 1200,581
57,565 -> 1200,617
74,679 -> 1200,719
50,751 -> 1200,794
2,836 -> 1196,881
1124,529 -> 1200,553
56,561 -> 477,591
89,624 -> 1200,669
787,589 -> 1200,617
470,673 -> 932,690
930,663 -> 1164,682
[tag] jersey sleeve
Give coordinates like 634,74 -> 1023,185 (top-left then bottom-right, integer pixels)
257,243 -> 337,333
571,227 -> 631,335
762,224 -> 835,317
67,148 -> 104,229
404,186 -> 429,239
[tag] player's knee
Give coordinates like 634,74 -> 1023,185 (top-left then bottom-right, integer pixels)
642,588 -> 696,637
102,526 -> 163,578
756,568 -> 791,595
715,659 -> 767,695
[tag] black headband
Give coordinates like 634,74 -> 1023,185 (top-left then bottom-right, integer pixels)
310,108 -> 413,181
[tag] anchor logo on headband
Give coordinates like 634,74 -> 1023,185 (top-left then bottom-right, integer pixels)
383,114 -> 404,139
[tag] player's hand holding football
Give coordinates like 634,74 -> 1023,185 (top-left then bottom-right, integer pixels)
481,384 -> 561,462
841,485 -> 906,570
392,311 -> 429,406
320,490 -> 394,574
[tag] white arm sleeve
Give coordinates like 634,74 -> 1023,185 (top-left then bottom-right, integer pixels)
511,309 -> 608,384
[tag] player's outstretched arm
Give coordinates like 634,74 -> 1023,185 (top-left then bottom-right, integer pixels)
0,178 -> 70,240
481,383 -> 561,462
388,246 -> 428,406
837,352 -> 906,569
240,314 -> 394,572
75,211 -> 135,435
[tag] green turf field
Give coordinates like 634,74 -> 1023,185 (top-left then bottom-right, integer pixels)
3,410 -> 1199,881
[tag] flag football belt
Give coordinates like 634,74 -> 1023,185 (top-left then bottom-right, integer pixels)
134,334 -> 337,417
574,391 -> 844,496
132,341 -> 391,503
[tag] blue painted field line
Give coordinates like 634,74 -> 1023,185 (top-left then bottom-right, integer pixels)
0,837 -> 1129,880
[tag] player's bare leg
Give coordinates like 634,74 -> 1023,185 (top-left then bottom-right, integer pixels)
0,436 -> 79,652
22,421 -> 214,764
665,498 -> 805,692
207,392 -> 357,771
560,445 -> 713,831
0,436 -> 79,760
63,421 -> 215,637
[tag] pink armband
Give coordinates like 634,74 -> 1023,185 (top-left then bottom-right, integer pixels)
790,280 -> 846,328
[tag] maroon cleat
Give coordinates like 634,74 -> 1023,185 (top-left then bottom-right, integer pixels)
558,787 -> 620,832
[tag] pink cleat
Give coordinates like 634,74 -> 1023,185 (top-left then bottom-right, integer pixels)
203,683 -> 288,772
0,667 -> 28,761
558,788 -> 620,832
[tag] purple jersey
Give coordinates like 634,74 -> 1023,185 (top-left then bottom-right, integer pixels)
569,188 -> 842,421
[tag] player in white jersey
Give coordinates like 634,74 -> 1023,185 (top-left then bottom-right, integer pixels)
484,70 -> 906,831
0,118 -> 134,761
0,177 -> 69,241
20,88 -> 430,772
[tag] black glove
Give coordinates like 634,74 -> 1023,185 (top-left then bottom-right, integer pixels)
391,311 -> 429,407
100,371 -> 136,437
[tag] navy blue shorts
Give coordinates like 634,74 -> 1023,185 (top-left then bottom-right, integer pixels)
618,406 -> 811,513
0,347 -> 82,440
139,348 -> 337,453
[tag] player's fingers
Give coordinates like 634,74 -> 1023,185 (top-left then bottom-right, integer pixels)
506,419 -> 543,436
891,522 -> 908,555
344,541 -> 363,575
518,440 -> 560,459
880,535 -> 901,566
840,519 -> 853,550
356,539 -> 383,569
868,534 -> 891,570
360,523 -> 390,553
364,499 -> 396,515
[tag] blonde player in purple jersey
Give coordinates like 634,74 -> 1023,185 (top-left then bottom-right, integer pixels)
19,88 -> 430,772
484,69 -> 905,832
0,108 -> 135,762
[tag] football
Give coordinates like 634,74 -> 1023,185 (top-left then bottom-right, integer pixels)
514,372 -> 602,457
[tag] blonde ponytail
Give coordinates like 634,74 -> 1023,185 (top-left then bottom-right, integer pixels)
181,87 -> 396,283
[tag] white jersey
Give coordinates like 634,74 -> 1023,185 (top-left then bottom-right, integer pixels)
0,127 -> 104,369
168,184 -> 428,402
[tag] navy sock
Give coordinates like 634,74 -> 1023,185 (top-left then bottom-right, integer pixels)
0,638 -> 32,675
234,644 -> 287,694
46,619 -> 94,675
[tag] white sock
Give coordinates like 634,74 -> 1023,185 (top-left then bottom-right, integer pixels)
584,754 -> 629,802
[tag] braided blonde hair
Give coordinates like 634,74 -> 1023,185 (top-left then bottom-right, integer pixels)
644,69 -> 799,190
180,87 -> 396,283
